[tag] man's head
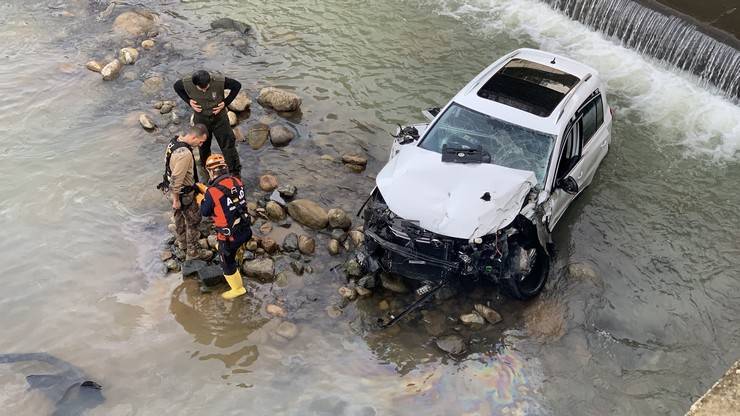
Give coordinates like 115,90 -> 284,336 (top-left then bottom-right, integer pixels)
205,154 -> 229,179
180,124 -> 208,147
192,70 -> 211,92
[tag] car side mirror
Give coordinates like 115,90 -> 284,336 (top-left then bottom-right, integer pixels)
557,176 -> 579,195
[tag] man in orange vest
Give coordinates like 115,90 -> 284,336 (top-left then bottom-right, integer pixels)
196,154 -> 252,299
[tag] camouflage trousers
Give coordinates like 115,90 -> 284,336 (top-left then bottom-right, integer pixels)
174,194 -> 201,254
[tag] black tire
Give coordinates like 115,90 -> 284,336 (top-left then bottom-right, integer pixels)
503,244 -> 550,300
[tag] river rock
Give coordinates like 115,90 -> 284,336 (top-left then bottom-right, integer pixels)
286,199 -> 328,229
290,261 -> 304,275
297,235 -> 315,255
348,230 -> 365,248
344,259 -> 363,279
257,87 -> 302,112
277,185 -> 297,199
269,125 -> 295,147
245,239 -> 259,252
326,305 -> 342,318
282,233 -> 298,252
207,235 -> 218,250
265,201 -> 286,221
181,259 -> 207,277
380,273 -> 408,293
247,124 -> 270,150
460,312 -> 486,326
330,229 -> 347,243
345,164 -> 365,173
141,39 -> 155,49
436,335 -> 466,355
259,222 -> 273,235
356,286 -> 372,297
160,102 -> 174,114
567,262 -> 598,282
474,304 -> 503,325
139,114 -> 156,130
327,208 -> 351,230
160,250 -> 173,261
101,59 -> 122,80
228,111 -> 238,126
262,237 -> 279,254
342,153 -> 368,167
113,11 -> 157,37
357,274 -> 377,289
378,300 -> 390,310
275,321 -> 298,340
211,17 -> 251,35
258,174 -> 278,192
164,259 -> 179,271
243,258 -> 275,282
338,286 -> 357,301
118,47 -> 139,65
86,60 -> 103,73
141,75 -> 164,95
228,92 -> 251,112
198,265 -> 225,287
266,304 -> 286,317
328,239 -> 341,255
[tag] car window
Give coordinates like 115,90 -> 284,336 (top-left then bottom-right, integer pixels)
419,103 -> 556,186
555,124 -> 582,180
579,95 -> 603,145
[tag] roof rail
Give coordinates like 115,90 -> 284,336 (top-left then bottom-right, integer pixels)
556,73 -> 592,123
464,50 -> 522,95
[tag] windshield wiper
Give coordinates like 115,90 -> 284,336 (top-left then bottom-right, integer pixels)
441,144 -> 492,164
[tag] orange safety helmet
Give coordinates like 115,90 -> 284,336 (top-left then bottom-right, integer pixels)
205,154 -> 228,171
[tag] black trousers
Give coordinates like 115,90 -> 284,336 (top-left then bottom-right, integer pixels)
194,112 -> 242,175
218,226 -> 252,275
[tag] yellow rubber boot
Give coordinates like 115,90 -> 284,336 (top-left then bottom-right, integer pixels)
222,270 -> 247,300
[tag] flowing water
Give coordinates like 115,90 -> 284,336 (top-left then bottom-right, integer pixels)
0,0 -> 738,415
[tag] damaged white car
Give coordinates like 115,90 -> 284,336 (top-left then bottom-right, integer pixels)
362,48 -> 612,300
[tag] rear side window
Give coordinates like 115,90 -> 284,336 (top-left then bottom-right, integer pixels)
579,95 -> 603,145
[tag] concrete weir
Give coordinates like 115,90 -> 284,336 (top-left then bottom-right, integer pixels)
686,360 -> 740,415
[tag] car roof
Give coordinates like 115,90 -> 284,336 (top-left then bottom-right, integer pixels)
452,48 -> 600,135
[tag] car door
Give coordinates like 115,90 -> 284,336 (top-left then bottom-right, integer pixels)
576,92 -> 609,187
546,92 -> 608,231
546,121 -> 583,231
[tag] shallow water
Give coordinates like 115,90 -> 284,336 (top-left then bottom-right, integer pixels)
0,0 -> 738,415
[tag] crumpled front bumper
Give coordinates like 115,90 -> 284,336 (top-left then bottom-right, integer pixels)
364,228 -> 462,281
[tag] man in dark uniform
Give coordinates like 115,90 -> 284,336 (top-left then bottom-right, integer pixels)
173,70 -> 243,177
196,154 -> 252,300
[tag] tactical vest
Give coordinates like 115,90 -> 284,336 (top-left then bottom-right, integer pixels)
182,72 -> 225,118
156,137 -> 199,194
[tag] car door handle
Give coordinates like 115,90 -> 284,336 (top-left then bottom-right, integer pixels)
577,171 -> 583,180
600,139 -> 608,148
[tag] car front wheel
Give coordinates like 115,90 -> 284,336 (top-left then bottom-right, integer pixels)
503,244 -> 549,300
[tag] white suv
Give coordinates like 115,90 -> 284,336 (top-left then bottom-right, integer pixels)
362,48 -> 612,299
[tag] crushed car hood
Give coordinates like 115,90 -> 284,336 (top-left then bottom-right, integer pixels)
376,146 -> 537,239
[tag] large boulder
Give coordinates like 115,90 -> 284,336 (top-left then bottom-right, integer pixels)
327,208 -> 351,230
228,92 -> 251,112
243,258 -> 275,282
101,59 -> 122,81
257,87 -> 302,112
247,124 -> 270,150
286,199 -> 328,230
269,125 -> 295,147
113,11 -> 157,37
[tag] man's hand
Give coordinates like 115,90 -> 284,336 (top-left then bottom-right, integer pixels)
172,196 -> 181,210
195,193 -> 204,206
212,101 -> 225,115
189,99 -> 202,113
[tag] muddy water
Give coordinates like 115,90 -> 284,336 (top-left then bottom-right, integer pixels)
0,0 -> 738,415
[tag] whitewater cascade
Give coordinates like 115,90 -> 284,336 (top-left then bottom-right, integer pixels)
542,0 -> 740,101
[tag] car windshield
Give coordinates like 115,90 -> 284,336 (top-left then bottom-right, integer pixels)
419,103 -> 555,185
